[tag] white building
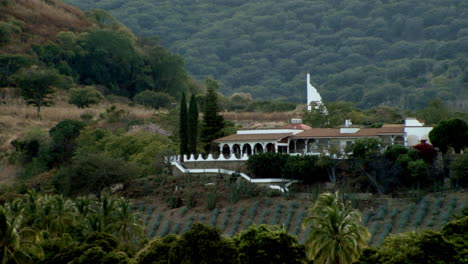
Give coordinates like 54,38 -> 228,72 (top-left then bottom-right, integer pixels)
213,118 -> 432,158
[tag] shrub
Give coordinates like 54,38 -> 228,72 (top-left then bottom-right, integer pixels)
69,86 -> 104,108
53,153 -> 141,196
247,153 -> 323,182
408,159 -> 429,185
49,119 -> 86,166
413,143 -> 437,164
133,90 -> 175,109
10,127 -> 50,165
236,225 -> 307,264
247,152 -> 288,178
385,144 -> 408,161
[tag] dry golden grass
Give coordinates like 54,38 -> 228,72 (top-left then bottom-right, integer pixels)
0,96 -> 158,153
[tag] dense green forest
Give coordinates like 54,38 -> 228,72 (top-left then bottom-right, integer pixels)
63,0 -> 468,109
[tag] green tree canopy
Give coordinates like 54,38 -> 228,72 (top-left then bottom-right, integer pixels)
188,94 -> 199,155
201,77 -> 225,153
133,90 -> 174,109
429,118 -> 468,154
15,68 -> 65,113
68,86 -> 104,108
235,224 -> 307,264
179,92 -> 188,157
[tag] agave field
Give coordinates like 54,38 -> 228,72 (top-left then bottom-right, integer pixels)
135,194 -> 466,246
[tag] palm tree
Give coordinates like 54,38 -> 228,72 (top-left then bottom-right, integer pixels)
302,192 -> 369,264
110,198 -> 144,241
46,195 -> 77,236
0,206 -> 43,264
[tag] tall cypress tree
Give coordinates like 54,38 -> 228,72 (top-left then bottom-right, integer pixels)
188,94 -> 199,155
201,77 -> 225,153
179,92 -> 189,159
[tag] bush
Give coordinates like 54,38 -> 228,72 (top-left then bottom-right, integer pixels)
247,152 -> 288,178
413,143 -> 437,164
133,90 -> 175,109
235,224 -> 307,264
53,153 -> 141,196
171,223 -> 239,264
49,119 -> 86,166
69,86 -> 104,108
247,153 -> 324,182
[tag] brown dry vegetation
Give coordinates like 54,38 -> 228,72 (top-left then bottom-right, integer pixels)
221,111 -> 294,122
0,0 -> 92,53
0,91 -> 159,154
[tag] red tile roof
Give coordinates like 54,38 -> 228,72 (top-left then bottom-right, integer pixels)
215,133 -> 292,142
293,126 -> 404,138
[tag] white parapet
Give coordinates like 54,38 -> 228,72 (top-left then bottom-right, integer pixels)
170,160 -> 298,192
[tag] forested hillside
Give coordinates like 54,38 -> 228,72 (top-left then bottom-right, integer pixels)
63,0 -> 468,109
0,0 -> 202,102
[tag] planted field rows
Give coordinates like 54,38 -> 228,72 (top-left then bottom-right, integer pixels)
135,195 -> 465,245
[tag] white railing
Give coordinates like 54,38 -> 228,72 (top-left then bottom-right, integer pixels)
165,151 -> 327,163
169,160 -> 298,192
165,153 -> 249,162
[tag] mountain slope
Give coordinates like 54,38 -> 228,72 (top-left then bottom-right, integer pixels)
0,0 -> 91,54
64,0 -> 468,109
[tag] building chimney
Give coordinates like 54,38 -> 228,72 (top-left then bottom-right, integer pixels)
344,119 -> 352,127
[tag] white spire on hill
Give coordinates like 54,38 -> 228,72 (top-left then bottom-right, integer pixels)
306,73 -> 326,113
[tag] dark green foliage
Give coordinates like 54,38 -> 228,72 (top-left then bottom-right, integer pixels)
415,99 -> 453,125
384,144 -> 408,161
15,68 -> 65,113
31,12 -> 192,99
135,234 -> 179,264
201,78 -> 225,153
48,119 -> 86,166
188,94 -> 198,155
358,230 -> 461,264
172,223 -> 239,264
0,54 -> 34,86
64,0 -> 467,108
449,154 -> 468,188
249,99 -> 297,112
146,45 -> 188,97
346,138 -> 383,160
69,86 -> 104,108
53,153 -> 141,196
247,153 -> 288,179
429,118 -> 468,154
282,155 -> 322,183
247,153 -> 325,183
235,224 -> 307,264
133,90 -> 174,109
0,21 -> 16,44
179,92 -> 188,156
441,216 -> 468,256
84,232 -> 119,252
